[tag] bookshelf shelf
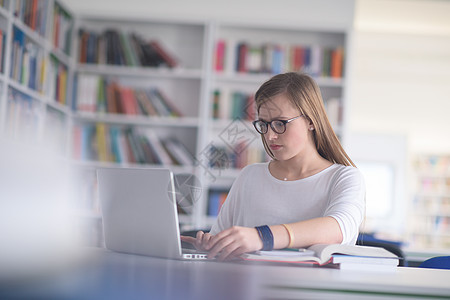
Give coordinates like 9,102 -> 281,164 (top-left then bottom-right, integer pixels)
77,64 -> 203,80
73,112 -> 200,128
47,98 -> 71,113
8,79 -> 49,103
11,18 -> 48,49
0,5 -> 9,18
214,73 -> 344,87
51,47 -> 72,66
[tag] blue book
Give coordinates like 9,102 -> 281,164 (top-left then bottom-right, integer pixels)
208,192 -> 221,216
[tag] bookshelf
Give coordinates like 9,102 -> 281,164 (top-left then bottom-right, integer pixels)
0,3 -> 352,246
0,0 -> 73,154
408,155 -> 450,250
69,16 -> 210,243
200,22 -> 350,227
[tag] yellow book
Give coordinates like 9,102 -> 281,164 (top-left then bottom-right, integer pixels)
59,69 -> 67,104
96,123 -> 109,162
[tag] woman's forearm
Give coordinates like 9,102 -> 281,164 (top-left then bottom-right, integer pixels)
270,217 -> 343,249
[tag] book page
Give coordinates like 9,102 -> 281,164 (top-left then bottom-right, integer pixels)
308,244 -> 398,264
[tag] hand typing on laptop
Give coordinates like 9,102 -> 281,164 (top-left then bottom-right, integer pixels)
181,226 -> 263,261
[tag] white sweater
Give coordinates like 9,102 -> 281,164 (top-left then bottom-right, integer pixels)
210,162 -> 366,245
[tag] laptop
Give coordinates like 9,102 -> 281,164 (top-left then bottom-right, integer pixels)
97,167 -> 208,260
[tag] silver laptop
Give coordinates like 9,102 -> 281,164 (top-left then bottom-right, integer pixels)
97,167 -> 208,260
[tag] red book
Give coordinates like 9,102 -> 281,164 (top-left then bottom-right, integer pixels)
149,40 -> 178,68
215,40 -> 226,71
331,47 -> 343,78
293,46 -> 304,72
31,0 -> 38,31
237,42 -> 248,73
106,82 -> 118,114
120,87 -> 138,115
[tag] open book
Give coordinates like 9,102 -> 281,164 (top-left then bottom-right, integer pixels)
241,244 -> 400,268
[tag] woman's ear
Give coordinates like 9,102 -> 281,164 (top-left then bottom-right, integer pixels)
306,117 -> 314,131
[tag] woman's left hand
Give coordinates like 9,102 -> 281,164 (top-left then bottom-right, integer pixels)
205,226 -> 263,261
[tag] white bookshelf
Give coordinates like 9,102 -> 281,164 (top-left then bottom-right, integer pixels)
408,155 -> 450,250
200,21 -> 351,228
1,3 -> 353,245
0,0 -> 74,154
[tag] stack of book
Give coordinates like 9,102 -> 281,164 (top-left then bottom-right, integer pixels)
241,243 -> 400,271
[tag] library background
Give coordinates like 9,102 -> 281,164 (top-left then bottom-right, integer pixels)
0,0 -> 449,256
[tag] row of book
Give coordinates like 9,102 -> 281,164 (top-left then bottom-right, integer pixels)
49,55 -> 68,105
78,28 -> 178,68
14,0 -> 48,37
10,26 -> 47,93
206,143 -> 268,170
212,90 -> 255,121
74,74 -> 182,116
415,155 -> 450,173
215,40 -> 344,78
52,2 -> 73,54
72,124 -> 195,166
208,190 -> 228,217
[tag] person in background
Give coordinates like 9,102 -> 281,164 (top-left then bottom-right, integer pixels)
181,72 -> 365,261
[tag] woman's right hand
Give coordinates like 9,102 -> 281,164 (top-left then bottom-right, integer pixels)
180,231 -> 213,251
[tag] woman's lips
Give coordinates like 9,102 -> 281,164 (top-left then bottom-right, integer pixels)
269,144 -> 282,151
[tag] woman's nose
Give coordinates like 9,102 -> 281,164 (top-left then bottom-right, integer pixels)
265,126 -> 278,140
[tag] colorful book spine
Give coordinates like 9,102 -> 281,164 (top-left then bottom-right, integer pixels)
53,2 -> 73,55
9,27 -> 47,93
72,124 -> 193,166
214,40 -> 226,72
212,89 -> 255,121
14,0 -> 48,37
217,40 -> 344,78
75,74 -> 182,117
78,28 -> 178,68
208,190 -> 228,216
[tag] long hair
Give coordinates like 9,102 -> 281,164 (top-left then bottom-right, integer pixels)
254,72 -> 355,167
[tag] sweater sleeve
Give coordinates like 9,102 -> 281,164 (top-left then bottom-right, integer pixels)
324,166 -> 366,245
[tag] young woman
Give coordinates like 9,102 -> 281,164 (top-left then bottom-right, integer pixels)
181,72 -> 365,261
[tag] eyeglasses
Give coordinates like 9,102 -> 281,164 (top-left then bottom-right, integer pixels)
252,115 -> 303,134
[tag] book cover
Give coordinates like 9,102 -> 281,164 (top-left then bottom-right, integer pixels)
149,40 -> 178,68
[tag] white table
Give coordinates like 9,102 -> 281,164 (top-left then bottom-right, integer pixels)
1,248 -> 449,299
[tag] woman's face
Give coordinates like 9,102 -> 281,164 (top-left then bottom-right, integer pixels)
258,94 -> 314,161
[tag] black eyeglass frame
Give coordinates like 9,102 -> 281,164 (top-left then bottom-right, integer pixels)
252,115 -> 304,134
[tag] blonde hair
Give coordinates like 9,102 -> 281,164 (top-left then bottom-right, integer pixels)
255,72 -> 355,167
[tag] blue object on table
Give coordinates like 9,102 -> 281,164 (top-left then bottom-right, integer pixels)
357,233 -> 407,267
419,256 -> 450,270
